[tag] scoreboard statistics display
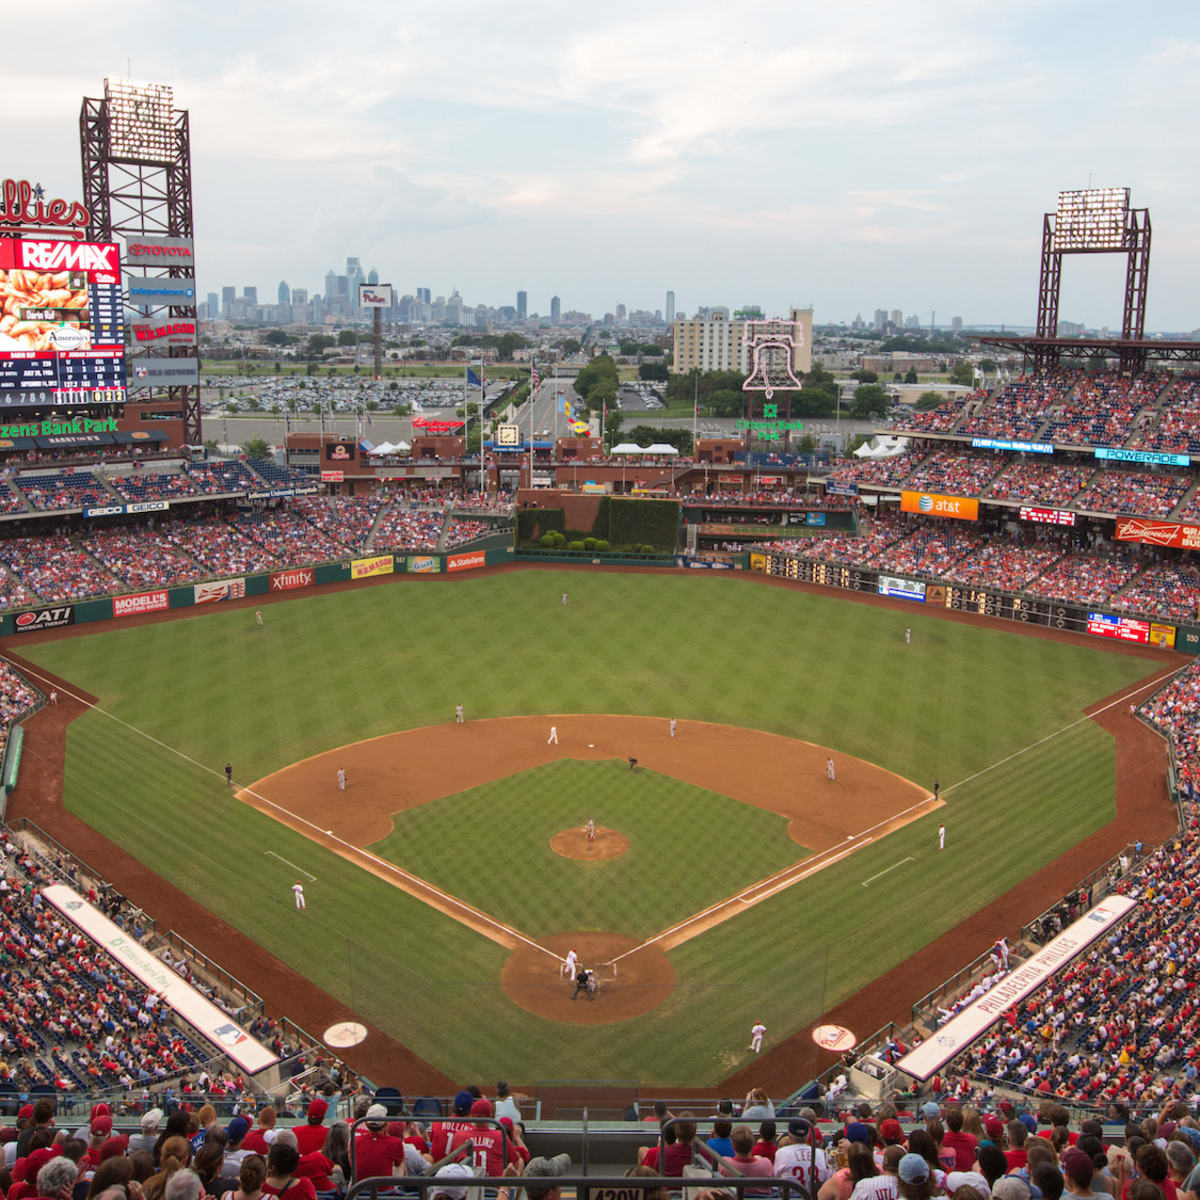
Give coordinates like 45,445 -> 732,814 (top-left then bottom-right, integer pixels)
1087,611 -> 1151,644
0,238 -> 127,406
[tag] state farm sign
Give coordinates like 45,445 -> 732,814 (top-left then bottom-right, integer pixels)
113,591 -> 169,618
270,568 -> 314,592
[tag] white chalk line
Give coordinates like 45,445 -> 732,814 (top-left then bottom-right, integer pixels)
862,856 -> 915,888
265,850 -> 316,881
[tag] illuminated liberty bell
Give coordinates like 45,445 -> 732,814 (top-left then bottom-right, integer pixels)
741,320 -> 804,400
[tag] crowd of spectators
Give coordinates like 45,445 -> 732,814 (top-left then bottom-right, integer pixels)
944,543 -> 1064,590
828,453 -> 924,490
181,462 -> 263,497
905,451 -> 1008,497
0,481 -> 25,516
1024,550 -> 1143,607
1044,373 -> 1165,448
444,519 -> 489,549
108,472 -> 201,504
1074,470 -> 1191,519
986,462 -> 1095,506
960,375 -> 1074,441
0,536 -> 118,602
82,528 -> 202,591
1138,659 -> 1200,796
1129,378 -> 1200,457
163,521 -> 284,577
0,661 -> 39,764
17,473 -> 112,513
880,522 -> 984,577
290,497 -> 380,552
371,508 -> 444,551
234,511 -> 349,563
890,393 -> 979,433
1112,562 -> 1200,623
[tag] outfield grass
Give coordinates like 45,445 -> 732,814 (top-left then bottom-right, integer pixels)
17,571 -> 1155,1083
370,760 -> 804,938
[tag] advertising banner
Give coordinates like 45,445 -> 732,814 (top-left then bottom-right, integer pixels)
125,276 -> 196,300
351,555 -> 394,580
1095,446 -> 1190,468
84,500 -> 169,518
407,555 -> 440,574
358,283 -> 393,307
1152,623 -> 1177,649
825,480 -> 859,496
971,437 -> 1053,454
320,470 -> 344,483
269,568 -> 315,592
194,578 -> 246,605
1115,517 -> 1200,550
113,590 -> 169,618
324,440 -> 356,463
129,360 -> 199,389
447,551 -> 486,573
13,604 -> 74,633
1019,506 -> 1076,526
42,883 -> 278,1074
129,318 -> 197,348
878,575 -> 926,602
1087,612 -> 1151,644
123,235 -> 195,264
901,491 -> 978,522
806,512 -> 827,526
749,553 -> 768,573
895,895 -> 1137,1081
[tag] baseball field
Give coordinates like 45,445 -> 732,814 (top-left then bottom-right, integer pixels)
9,568 -> 1173,1088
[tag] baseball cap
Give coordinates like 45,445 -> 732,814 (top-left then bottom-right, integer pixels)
947,1173 -> 990,1199
880,1119 -> 904,1143
985,1116 -> 1005,1141
366,1103 -> 388,1121
308,1098 -> 328,1121
1060,1149 -> 1094,1186
524,1153 -> 572,1199
453,1090 -> 475,1115
141,1108 -> 164,1132
992,1177 -> 1034,1200
91,1115 -> 113,1136
471,1098 -> 494,1118
18,1105 -> 33,1120
846,1122 -> 872,1145
899,1154 -> 930,1184
1018,1114 -> 1037,1134
434,1162 -> 475,1200
923,1102 -> 940,1120
227,1116 -> 251,1143
788,1119 -> 812,1138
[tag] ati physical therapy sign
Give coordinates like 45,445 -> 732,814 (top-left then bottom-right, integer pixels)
736,404 -> 803,442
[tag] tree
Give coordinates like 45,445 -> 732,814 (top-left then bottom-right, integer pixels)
798,433 -> 818,453
554,338 -> 582,355
575,354 -> 619,404
638,361 -> 669,382
708,389 -> 746,418
979,358 -> 998,373
851,368 -> 878,384
337,329 -> 358,347
794,384 -> 838,417
588,378 -> 619,413
628,425 -> 692,454
264,329 -> 290,347
604,411 -> 624,448
306,334 -> 335,358
904,368 -> 919,384
851,383 -> 889,419
948,362 -> 974,386
915,391 -> 946,410
242,437 -> 271,459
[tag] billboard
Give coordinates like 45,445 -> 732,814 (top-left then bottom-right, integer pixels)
447,550 -> 486,573
125,276 -> 196,301
1095,446 -> 1189,468
878,575 -> 926,602
351,554 -> 394,580
13,604 -> 74,633
129,318 -> 196,348
123,235 -> 195,264
129,359 -> 199,388
324,440 -> 356,463
895,895 -> 1137,1081
320,470 -> 344,483
42,883 -> 278,1075
1087,612 -> 1151,644
113,590 -> 169,618
900,491 -> 978,521
1115,517 -> 1200,550
0,238 -> 126,405
195,578 -> 246,604
1019,506 -> 1076,526
270,568 -> 315,592
358,283 -> 393,308
408,555 -> 440,574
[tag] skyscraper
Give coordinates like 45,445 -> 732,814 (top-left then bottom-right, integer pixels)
221,286 -> 235,316
516,290 -> 527,320
325,270 -> 338,301
665,291 -> 675,325
417,287 -> 431,304
278,281 -> 291,304
244,286 -> 257,305
550,295 -> 561,323
346,257 -> 364,306
367,266 -> 379,285
207,292 -> 219,316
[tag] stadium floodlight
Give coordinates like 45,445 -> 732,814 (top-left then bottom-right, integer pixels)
1054,187 -> 1130,252
104,78 -> 176,163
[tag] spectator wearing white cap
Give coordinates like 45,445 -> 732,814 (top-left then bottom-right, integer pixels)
523,1154 -> 571,1200
129,1109 -> 165,1157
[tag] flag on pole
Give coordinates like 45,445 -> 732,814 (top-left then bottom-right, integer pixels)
557,393 -> 572,420
531,364 -> 540,392
466,368 -> 482,388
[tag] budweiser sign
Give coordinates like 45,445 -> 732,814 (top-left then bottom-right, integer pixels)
1115,517 -> 1200,550
270,568 -> 314,592
0,179 -> 89,235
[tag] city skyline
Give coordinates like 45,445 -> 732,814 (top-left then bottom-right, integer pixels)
9,3 -> 1199,329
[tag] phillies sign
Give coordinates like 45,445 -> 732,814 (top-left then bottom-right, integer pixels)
0,179 -> 89,236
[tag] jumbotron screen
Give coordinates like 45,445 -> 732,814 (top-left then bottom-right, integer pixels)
0,238 -> 127,407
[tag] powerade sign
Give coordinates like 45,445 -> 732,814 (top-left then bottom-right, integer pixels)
14,605 -> 74,632
971,437 -> 1053,454
1095,446 -> 1190,467
877,575 -> 926,602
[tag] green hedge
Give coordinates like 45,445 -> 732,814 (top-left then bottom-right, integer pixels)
516,508 -> 565,542
607,498 -> 681,552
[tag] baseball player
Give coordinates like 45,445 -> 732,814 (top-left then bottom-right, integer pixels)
905,626 -> 911,645
256,610 -> 264,627
669,718 -> 677,739
292,881 -> 306,910
586,818 -> 595,844
994,936 -> 1009,970
933,779 -> 940,801
49,690 -> 57,705
938,823 -> 946,851
547,725 -> 558,745
224,763 -> 233,788
749,1020 -> 766,1053
562,948 -> 578,980
455,704 -> 464,724
336,767 -> 346,791
826,756 -> 836,782
561,592 -> 568,606
572,966 -> 594,1000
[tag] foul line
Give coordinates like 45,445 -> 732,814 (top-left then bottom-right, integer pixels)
264,850 -> 316,881
862,856 -> 914,888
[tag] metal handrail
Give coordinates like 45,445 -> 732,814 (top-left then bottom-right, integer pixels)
345,1175 -> 813,1200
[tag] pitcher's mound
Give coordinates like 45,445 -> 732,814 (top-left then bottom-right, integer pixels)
502,931 -> 674,1024
550,826 -> 629,860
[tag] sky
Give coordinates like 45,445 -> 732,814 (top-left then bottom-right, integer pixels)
6,0 -> 1200,330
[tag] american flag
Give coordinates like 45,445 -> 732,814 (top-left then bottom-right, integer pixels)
531,363 -> 540,392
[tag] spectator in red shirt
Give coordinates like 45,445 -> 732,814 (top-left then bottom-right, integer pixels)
1005,1123 -> 1029,1173
242,1109 -> 277,1156
291,1101 -> 328,1158
449,1099 -> 510,1176
942,1109 -> 978,1172
262,1142 -> 316,1200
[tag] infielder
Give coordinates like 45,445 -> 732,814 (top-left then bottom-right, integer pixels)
586,818 -> 595,844
669,718 -> 677,739
562,948 -> 578,980
455,704 -> 464,724
292,881 -> 306,910
938,823 -> 946,851
749,1020 -> 766,1054
548,725 -> 558,745
826,756 -> 836,782
336,767 -> 346,791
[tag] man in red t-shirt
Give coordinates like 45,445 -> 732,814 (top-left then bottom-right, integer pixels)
431,1092 -> 477,1160
243,1107 -> 278,1156
941,1109 -> 978,1172
449,1099 -> 510,1176
354,1106 -> 409,1181
293,1099 -> 329,1157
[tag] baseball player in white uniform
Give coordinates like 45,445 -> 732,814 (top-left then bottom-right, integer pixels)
455,704 -> 464,723
548,725 -> 558,744
562,949 -> 578,980
586,818 -> 595,843
669,718 -> 677,738
826,756 -> 836,782
336,767 -> 346,791
749,1020 -> 766,1053
292,881 -> 306,910
905,626 -> 911,644
938,824 -> 946,850
994,936 -> 1009,969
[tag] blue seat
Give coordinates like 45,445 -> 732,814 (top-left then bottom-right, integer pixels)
372,1086 -> 405,1116
411,1096 -> 442,1121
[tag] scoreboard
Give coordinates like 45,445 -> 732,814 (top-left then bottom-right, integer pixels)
0,238 -> 127,406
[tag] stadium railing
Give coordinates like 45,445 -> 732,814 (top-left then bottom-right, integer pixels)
149,927 -> 266,1022
348,1174 -> 811,1200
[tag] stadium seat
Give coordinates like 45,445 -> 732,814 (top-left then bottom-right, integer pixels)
411,1096 -> 443,1120
373,1085 -> 406,1115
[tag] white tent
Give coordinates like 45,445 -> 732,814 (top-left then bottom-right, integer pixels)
393,440 -> 411,452
610,443 -> 647,454
367,441 -> 396,456
853,435 -> 910,459
645,443 -> 680,455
